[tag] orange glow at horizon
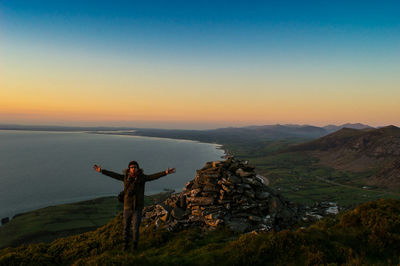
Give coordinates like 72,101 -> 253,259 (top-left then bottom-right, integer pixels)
1,44 -> 399,129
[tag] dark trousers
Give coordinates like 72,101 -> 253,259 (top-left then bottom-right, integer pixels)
123,209 -> 142,248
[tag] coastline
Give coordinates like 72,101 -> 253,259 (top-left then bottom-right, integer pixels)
0,127 -> 229,157
3,193 -> 117,222
90,130 -> 229,159
92,131 -> 225,149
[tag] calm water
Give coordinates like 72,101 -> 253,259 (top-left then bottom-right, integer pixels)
0,130 -> 224,219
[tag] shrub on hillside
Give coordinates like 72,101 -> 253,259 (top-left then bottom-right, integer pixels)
0,199 -> 399,265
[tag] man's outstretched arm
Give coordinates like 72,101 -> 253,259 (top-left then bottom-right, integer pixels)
146,168 -> 176,181
93,164 -> 124,181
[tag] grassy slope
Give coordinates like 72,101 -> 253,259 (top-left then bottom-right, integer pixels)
0,197 -> 122,249
0,192 -> 172,249
0,199 -> 399,265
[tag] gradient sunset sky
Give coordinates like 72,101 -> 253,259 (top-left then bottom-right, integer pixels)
1,1 -> 399,129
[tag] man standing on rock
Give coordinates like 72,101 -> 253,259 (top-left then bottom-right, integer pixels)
93,161 -> 175,251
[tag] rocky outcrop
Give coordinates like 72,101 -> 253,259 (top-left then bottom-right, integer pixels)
143,157 -> 332,233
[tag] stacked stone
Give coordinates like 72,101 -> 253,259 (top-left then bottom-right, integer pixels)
142,157 -> 302,233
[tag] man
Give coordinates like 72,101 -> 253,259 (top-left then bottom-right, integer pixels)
93,161 -> 175,251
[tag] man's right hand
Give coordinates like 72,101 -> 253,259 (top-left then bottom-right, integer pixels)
93,164 -> 102,173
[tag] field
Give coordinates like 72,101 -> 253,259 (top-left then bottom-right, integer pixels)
222,141 -> 400,207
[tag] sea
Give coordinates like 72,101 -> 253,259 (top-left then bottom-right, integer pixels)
0,130 -> 225,220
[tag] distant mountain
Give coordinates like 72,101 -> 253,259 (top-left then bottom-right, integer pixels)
211,124 -> 328,139
323,123 -> 374,133
130,125 -> 326,147
284,125 -> 400,189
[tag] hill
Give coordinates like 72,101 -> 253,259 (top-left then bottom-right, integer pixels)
284,126 -> 400,190
323,123 -> 373,133
0,199 -> 398,265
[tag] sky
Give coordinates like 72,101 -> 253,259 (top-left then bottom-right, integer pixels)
1,0 -> 399,129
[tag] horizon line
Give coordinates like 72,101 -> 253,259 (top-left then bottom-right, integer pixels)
0,122 -> 397,131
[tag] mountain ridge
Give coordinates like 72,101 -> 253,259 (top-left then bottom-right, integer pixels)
282,125 -> 400,189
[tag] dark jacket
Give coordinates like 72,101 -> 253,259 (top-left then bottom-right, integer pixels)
101,168 -> 166,210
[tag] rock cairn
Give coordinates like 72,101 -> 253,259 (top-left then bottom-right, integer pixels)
142,157 -> 305,233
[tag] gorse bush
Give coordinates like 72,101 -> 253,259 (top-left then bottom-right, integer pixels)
339,199 -> 400,256
0,199 -> 399,265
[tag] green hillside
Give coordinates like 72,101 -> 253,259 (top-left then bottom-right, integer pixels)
1,199 -> 399,265
0,192 -> 173,249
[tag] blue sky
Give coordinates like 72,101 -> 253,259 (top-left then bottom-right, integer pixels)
3,1 -> 399,54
